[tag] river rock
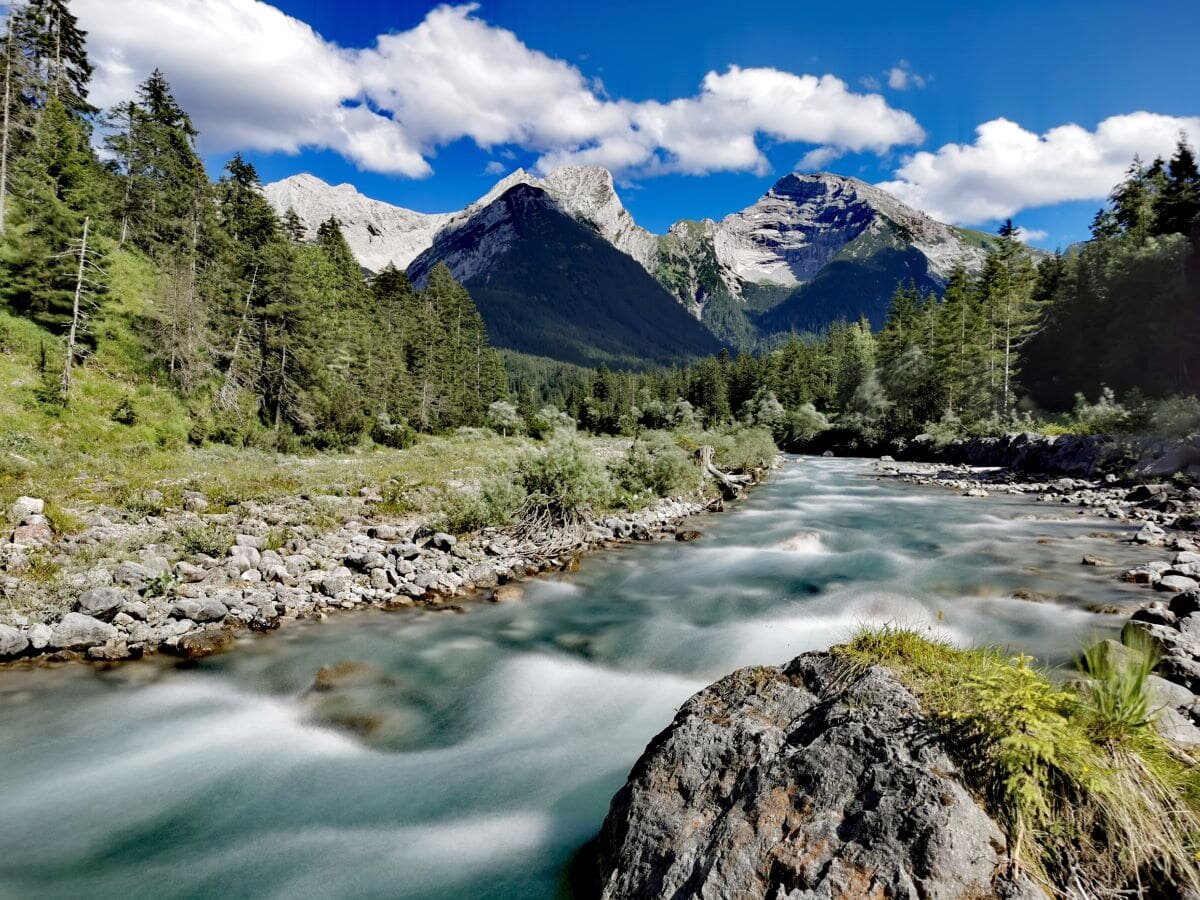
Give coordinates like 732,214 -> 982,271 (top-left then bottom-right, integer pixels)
1134,522 -> 1167,545
592,653 -> 1040,899
9,496 -> 44,523
27,622 -> 51,650
171,596 -> 230,623
1157,575 -> 1200,593
0,623 -> 28,658
11,515 -> 53,546
674,529 -> 702,542
75,586 -> 126,620
174,628 -> 234,660
431,532 -> 457,551
49,613 -> 118,650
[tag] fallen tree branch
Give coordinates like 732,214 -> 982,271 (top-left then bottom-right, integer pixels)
698,445 -> 754,499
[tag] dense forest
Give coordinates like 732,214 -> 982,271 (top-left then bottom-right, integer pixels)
511,146 -> 1200,445
0,0 -> 1197,457
0,0 -> 505,451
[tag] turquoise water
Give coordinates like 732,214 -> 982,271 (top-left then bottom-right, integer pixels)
0,458 -> 1155,899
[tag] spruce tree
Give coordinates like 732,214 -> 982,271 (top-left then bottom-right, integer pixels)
1155,136 -> 1200,237
12,0 -> 93,120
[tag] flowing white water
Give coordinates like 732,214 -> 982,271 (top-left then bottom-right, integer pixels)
0,458 -> 1155,898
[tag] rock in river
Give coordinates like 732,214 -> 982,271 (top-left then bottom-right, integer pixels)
48,613 -> 118,650
0,623 -> 29,659
590,653 -> 1040,899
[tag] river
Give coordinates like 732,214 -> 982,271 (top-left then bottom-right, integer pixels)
0,457 -> 1157,898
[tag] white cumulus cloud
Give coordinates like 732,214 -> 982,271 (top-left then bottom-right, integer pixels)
878,113 -> 1200,224
74,0 -> 924,179
1014,227 -> 1048,244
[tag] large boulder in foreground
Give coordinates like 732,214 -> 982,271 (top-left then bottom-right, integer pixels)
591,653 -> 1040,899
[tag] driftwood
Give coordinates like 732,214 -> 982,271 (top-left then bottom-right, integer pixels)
510,499 -> 591,557
698,445 -> 754,499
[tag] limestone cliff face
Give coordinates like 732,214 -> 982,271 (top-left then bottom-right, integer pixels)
591,653 -> 1040,900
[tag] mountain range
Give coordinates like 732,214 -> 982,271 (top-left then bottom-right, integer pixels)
264,166 -> 997,366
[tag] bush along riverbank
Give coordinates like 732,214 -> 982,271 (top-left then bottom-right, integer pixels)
589,626 -> 1200,899
0,431 -> 776,667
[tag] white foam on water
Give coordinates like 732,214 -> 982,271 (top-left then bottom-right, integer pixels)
771,531 -> 826,553
703,591 -> 970,671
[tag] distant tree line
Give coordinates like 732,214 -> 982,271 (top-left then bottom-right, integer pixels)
511,142 -> 1200,444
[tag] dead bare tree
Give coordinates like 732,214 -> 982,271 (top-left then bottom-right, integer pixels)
0,4 -> 26,237
217,264 -> 258,409
58,215 -> 99,401
698,445 -> 754,499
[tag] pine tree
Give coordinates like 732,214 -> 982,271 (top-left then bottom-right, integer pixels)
1,97 -> 102,334
1155,135 -> 1200,237
1110,157 -> 1159,240
977,220 -> 1038,416
281,207 -> 307,242
12,0 -> 93,120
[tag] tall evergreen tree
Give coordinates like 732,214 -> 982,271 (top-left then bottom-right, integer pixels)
12,0 -> 93,120
1155,136 -> 1200,237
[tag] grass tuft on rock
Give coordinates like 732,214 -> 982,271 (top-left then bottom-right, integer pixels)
836,624 -> 1200,897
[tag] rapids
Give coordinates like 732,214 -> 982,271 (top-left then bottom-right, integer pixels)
0,458 -> 1153,898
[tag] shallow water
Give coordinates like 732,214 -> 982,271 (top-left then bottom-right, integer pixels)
0,457 -> 1163,898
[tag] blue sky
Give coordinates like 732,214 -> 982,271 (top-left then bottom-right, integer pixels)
76,0 -> 1200,248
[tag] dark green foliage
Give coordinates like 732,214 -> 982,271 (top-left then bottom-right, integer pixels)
757,244 -> 942,335
1,97 -> 106,339
1024,137 -> 1200,409
613,431 -> 698,499
10,0 -> 94,120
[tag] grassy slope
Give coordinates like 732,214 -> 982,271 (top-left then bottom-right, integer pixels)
0,249 -> 622,522
838,626 -> 1200,894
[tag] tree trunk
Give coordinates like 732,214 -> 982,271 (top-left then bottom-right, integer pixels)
699,445 -> 753,499
118,104 -> 134,246
218,266 -> 257,409
0,10 -> 14,237
60,216 -> 89,400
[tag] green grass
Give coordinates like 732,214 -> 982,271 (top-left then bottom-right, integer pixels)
836,625 -> 1200,896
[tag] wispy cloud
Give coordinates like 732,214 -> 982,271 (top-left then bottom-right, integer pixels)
886,60 -> 927,91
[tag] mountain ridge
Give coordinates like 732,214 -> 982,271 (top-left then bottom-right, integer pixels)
264,166 -> 999,355
408,183 -> 726,368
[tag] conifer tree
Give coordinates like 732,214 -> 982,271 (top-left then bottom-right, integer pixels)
12,0 -> 93,120
1155,136 -> 1200,237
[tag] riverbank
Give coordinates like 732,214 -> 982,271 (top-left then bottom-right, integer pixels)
0,456 -> 1160,898
0,434 -> 772,668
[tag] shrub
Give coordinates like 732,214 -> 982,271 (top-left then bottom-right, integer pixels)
527,405 -> 576,440
714,426 -> 777,473
1070,386 -> 1129,435
433,476 -> 527,535
176,523 -> 234,558
612,431 -> 699,500
111,396 -> 138,425
743,388 -> 788,439
371,414 -> 417,449
919,413 -> 965,449
486,401 -> 523,436
1149,395 -> 1200,438
516,434 -> 612,517
786,403 -> 830,444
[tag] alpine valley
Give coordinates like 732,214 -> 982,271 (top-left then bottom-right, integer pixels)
264,167 -> 997,365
